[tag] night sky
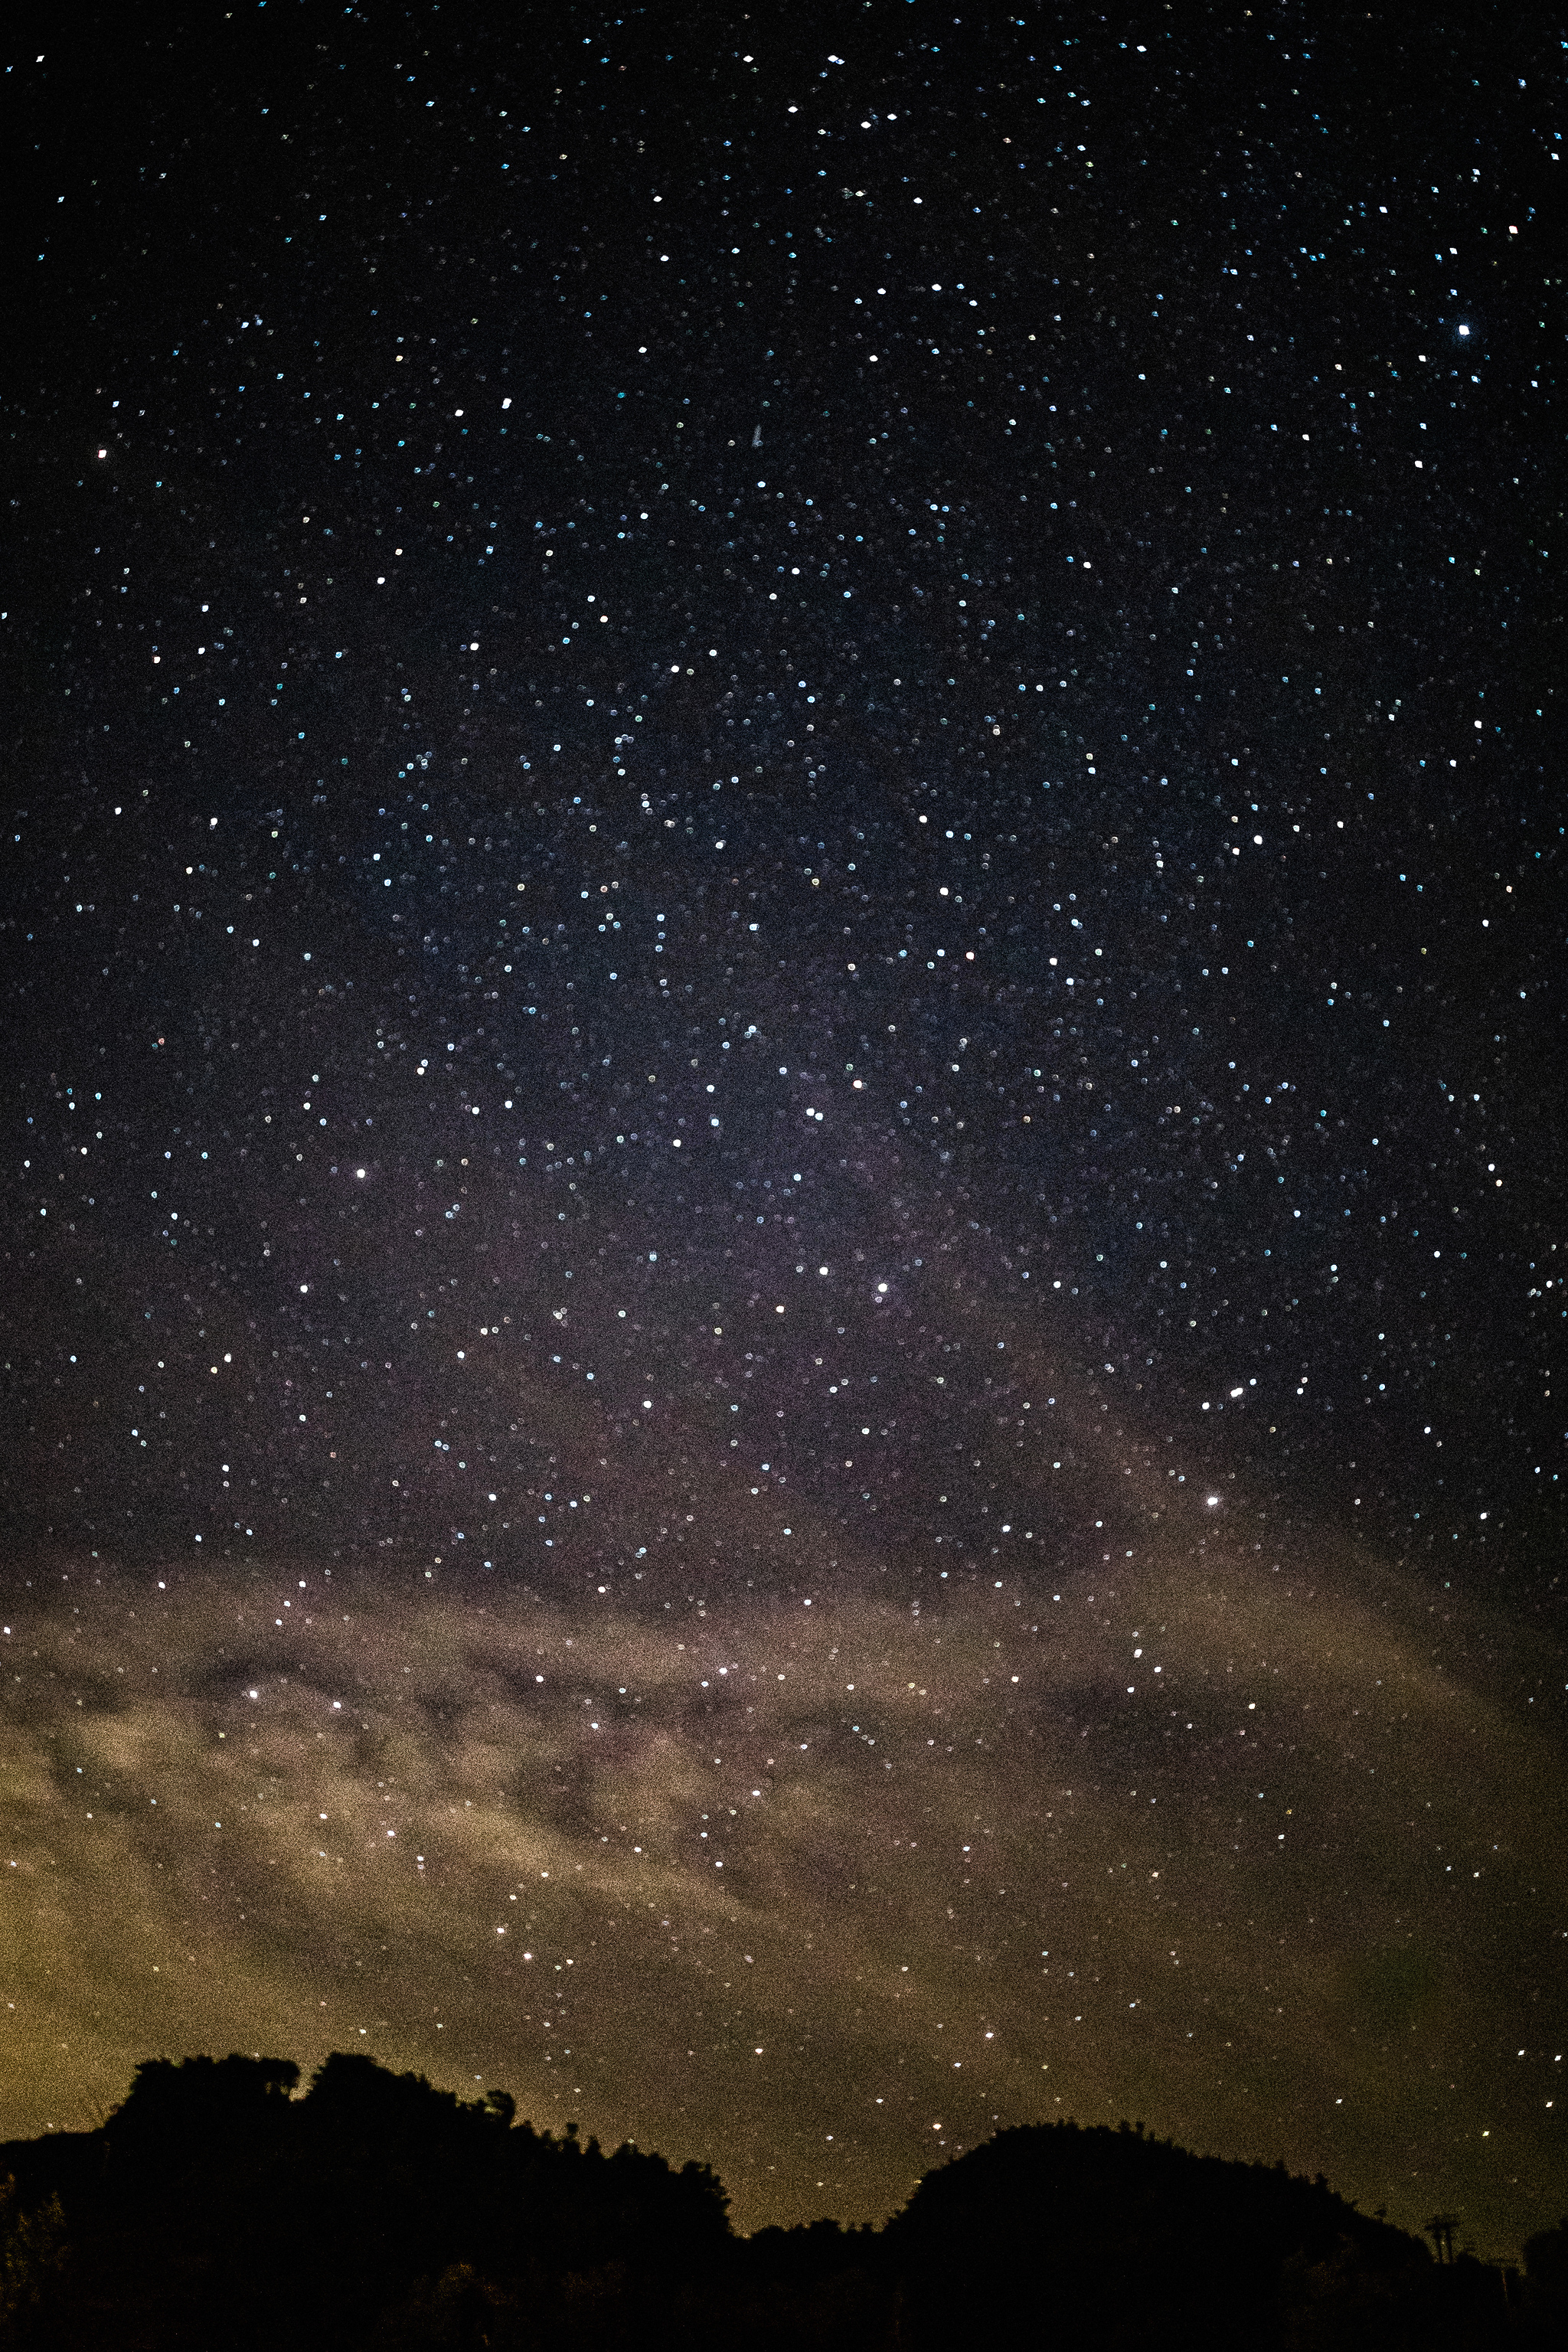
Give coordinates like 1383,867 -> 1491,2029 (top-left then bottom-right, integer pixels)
4,0 -> 1563,2260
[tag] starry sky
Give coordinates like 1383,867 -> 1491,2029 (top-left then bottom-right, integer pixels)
3,0 -> 1563,2259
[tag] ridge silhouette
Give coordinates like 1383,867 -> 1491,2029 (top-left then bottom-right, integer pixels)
0,2056 -> 1555,2348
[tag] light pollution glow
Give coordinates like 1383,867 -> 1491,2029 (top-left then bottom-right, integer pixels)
2,1499 -> 1561,2246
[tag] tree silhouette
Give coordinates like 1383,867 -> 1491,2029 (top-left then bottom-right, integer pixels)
1522,2215 -> 1568,2319
0,2174 -> 68,2331
0,2066 -> 1530,2351
103,2051 -> 300,2160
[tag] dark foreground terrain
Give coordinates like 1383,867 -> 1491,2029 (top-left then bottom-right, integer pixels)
0,2056 -> 1562,2349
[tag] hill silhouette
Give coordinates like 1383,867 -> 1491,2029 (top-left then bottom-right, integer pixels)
878,2118 -> 1532,2352
0,2055 -> 1557,2349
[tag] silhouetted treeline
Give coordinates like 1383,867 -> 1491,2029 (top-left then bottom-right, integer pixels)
0,2055 -> 1560,2350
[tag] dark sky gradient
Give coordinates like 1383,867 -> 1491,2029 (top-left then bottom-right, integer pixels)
3,0 -> 1563,2258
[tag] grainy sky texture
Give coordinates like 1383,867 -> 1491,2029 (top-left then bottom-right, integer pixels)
2,0 -> 1563,2256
